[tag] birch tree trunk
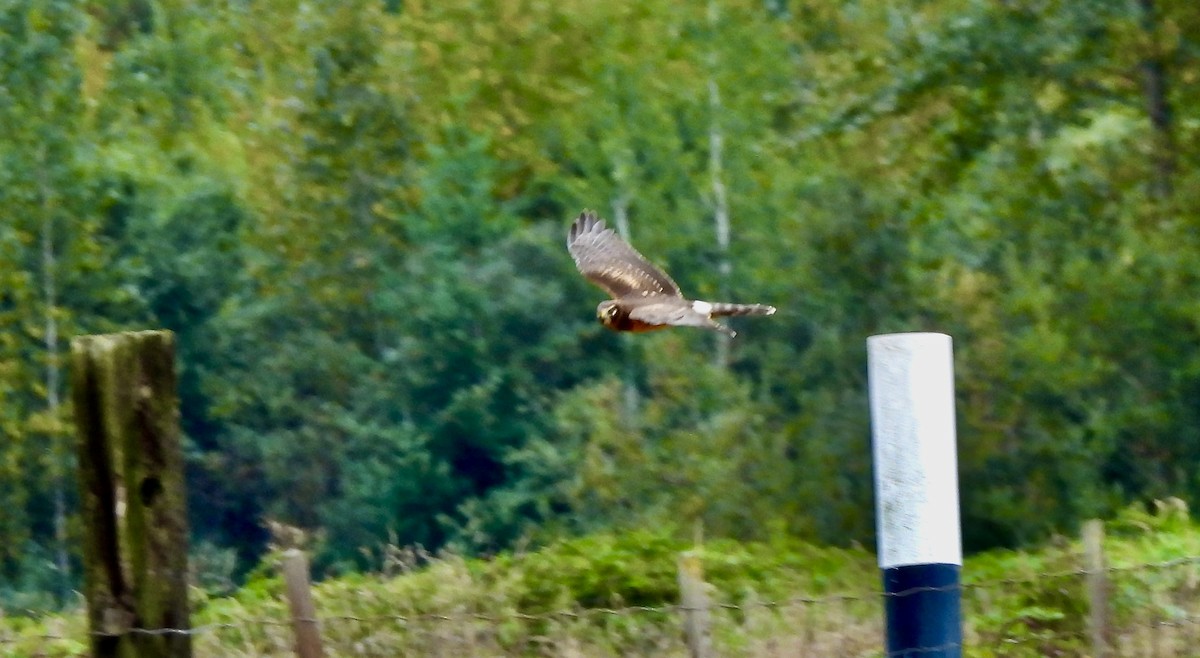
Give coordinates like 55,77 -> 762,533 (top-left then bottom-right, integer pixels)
37,144 -> 70,601
612,189 -> 632,243
612,173 -> 639,426
708,0 -> 731,367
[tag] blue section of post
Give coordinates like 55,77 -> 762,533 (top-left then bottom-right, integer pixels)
882,563 -> 961,657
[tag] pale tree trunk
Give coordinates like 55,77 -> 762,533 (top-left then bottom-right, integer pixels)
36,145 -> 70,601
612,189 -> 632,242
708,0 -> 731,367
612,176 -> 639,426
1137,0 -> 1176,199
605,66 -> 634,243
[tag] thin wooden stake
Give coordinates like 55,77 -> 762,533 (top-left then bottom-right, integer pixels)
678,551 -> 713,658
282,549 -> 325,658
72,330 -> 191,658
1084,519 -> 1110,658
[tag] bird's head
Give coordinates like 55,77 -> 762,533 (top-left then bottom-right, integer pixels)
596,300 -> 621,329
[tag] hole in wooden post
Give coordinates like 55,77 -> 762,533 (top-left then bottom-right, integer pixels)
140,477 -> 163,506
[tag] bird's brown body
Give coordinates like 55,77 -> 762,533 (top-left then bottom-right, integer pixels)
566,210 -> 776,337
602,307 -> 667,333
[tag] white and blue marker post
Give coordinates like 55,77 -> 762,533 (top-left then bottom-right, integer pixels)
867,333 -> 962,658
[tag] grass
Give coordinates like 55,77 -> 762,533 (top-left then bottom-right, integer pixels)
3,500 -> 1200,656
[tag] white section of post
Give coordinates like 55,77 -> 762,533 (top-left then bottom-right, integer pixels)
867,332 -> 961,568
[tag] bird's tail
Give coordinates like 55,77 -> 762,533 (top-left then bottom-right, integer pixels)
709,303 -> 777,318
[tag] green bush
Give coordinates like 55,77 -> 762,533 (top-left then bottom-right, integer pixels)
6,514 -> 1200,656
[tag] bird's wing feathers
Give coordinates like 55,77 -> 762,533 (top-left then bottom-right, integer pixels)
629,301 -> 735,336
567,211 -> 681,299
627,301 -> 702,326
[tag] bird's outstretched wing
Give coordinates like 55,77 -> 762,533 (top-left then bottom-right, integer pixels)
567,210 -> 681,299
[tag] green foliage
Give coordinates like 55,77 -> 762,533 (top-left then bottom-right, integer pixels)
2,0 -> 1200,610
962,499 -> 1200,657
216,528 -> 876,656
5,519 -> 1200,656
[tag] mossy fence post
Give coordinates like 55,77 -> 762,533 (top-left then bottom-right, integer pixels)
72,331 -> 191,658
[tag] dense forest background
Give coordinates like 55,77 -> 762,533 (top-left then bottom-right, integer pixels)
1,0 -> 1198,607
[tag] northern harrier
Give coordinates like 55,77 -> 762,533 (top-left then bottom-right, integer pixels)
567,210 -> 776,337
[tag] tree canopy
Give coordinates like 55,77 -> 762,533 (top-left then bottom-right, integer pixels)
1,0 -> 1198,603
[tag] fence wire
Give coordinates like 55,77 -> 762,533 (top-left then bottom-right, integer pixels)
3,555 -> 1200,657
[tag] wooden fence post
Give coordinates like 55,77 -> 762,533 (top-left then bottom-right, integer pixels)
282,549 -> 326,658
72,331 -> 191,658
1084,519 -> 1110,658
678,551 -> 713,658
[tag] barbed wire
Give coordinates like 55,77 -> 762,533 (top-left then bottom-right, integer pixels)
0,617 -> 1194,655
3,622 -> 1187,657
2,554 -> 1199,649
886,642 -> 961,657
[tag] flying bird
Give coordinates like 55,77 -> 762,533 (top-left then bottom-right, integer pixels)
567,210 -> 776,337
